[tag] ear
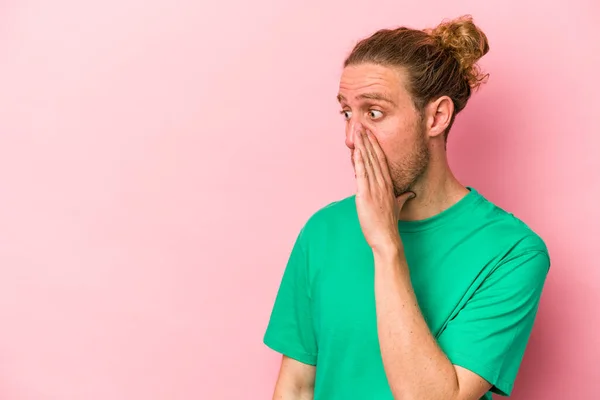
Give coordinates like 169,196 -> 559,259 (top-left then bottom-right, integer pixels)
423,96 -> 454,138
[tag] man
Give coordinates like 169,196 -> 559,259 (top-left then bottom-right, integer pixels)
263,15 -> 549,400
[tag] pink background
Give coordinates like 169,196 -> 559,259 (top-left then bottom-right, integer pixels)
0,0 -> 598,398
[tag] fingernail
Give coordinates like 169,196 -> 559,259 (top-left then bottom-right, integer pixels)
409,192 -> 416,199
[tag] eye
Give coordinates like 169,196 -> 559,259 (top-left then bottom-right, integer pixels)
340,110 -> 352,120
369,110 -> 383,120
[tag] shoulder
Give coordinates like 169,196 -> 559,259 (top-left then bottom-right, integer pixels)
299,194 -> 358,237
290,194 -> 362,254
472,192 -> 550,278
473,191 -> 548,252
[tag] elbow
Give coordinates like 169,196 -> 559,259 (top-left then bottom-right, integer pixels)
273,380 -> 314,400
390,383 -> 460,400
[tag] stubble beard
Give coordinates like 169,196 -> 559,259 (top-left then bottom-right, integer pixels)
389,125 -> 430,197
349,124 -> 430,197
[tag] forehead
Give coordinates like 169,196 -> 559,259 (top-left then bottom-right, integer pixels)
338,63 -> 411,103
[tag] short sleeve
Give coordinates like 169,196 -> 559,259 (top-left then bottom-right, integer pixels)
437,250 -> 550,396
263,227 -> 318,366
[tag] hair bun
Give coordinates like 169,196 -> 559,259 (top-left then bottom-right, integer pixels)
426,15 -> 490,90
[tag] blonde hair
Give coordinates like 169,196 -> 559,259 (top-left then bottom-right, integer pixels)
344,15 -> 490,138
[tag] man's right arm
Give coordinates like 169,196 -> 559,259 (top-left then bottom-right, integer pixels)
272,356 -> 316,400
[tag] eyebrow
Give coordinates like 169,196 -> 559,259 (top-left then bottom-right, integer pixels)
337,92 -> 396,106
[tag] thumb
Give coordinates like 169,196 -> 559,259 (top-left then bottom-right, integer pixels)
396,191 -> 416,208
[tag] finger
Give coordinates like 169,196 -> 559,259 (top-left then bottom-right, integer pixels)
355,131 -> 375,186
353,148 -> 369,195
396,191 -> 416,209
366,130 -> 393,185
363,130 -> 385,188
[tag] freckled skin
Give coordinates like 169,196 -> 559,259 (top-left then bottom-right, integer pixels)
339,63 -> 429,196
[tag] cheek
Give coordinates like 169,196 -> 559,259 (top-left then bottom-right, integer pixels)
370,119 -> 402,149
371,134 -> 397,162
376,114 -> 420,145
372,115 -> 405,138
371,125 -> 414,164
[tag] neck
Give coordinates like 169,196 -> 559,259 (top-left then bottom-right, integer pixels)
399,151 -> 468,222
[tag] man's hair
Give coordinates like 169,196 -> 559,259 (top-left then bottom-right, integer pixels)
344,15 -> 490,138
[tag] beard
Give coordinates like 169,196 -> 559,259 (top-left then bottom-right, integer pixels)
388,123 -> 430,197
350,123 -> 430,197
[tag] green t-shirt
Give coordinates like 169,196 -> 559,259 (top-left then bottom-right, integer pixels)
264,188 -> 550,400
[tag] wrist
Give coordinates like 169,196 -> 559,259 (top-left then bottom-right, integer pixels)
372,239 -> 404,262
372,244 -> 410,280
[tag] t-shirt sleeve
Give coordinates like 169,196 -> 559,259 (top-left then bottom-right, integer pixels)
437,249 -> 550,396
263,227 -> 318,366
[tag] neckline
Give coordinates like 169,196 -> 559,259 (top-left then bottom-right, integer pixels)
397,187 -> 483,233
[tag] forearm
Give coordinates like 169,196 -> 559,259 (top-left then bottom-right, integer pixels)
373,245 -> 459,400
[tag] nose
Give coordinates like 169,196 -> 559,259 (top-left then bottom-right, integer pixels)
345,121 -> 365,150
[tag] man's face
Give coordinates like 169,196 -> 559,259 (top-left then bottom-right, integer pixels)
338,63 -> 429,196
